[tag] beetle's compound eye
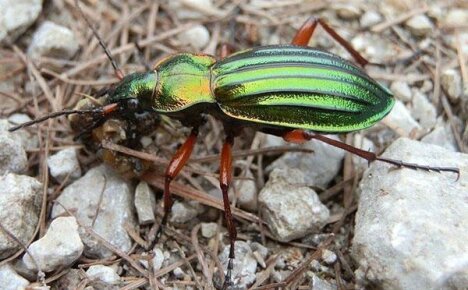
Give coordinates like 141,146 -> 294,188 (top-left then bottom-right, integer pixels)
126,98 -> 139,111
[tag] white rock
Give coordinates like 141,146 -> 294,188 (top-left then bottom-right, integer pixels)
0,174 -> 42,259
310,274 -> 338,290
51,165 -> 136,258
47,148 -> 81,184
410,91 -> 436,131
405,15 -> 434,37
169,200 -> 204,224
173,267 -> 185,278
353,138 -> 468,290
201,222 -> 217,238
267,135 -> 345,188
0,125 -> 27,175
23,217 -> 83,272
27,21 -> 79,60
177,24 -> 210,50
360,11 -> 382,27
0,264 -> 29,290
390,81 -> 412,102
321,249 -> 337,265
333,4 -> 361,20
258,168 -> 330,242
421,122 -> 458,152
218,241 -> 257,289
443,9 -> 468,27
151,248 -> 165,271
5,115 -> 39,150
86,265 -> 120,285
134,181 -> 156,225
0,0 -> 42,43
168,0 -> 220,19
382,100 -> 422,137
352,134 -> 375,171
441,69 -> 462,103
230,169 -> 257,211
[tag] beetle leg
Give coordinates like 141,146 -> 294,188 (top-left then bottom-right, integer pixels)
283,129 -> 460,178
292,17 -> 369,67
154,128 -> 199,244
219,134 -> 237,288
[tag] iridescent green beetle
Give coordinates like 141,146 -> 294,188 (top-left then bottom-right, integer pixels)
9,14 -> 459,289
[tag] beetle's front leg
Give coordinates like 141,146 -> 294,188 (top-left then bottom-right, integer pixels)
219,134 -> 237,289
152,127 -> 199,247
282,129 -> 460,177
292,16 -> 369,67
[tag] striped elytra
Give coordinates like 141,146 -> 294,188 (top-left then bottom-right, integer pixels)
212,45 -> 395,133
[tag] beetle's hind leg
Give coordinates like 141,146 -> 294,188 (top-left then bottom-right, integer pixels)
149,128 -> 199,248
292,16 -> 369,67
282,129 -> 460,178
219,134 -> 237,289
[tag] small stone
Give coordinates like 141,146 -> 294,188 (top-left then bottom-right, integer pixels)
151,248 -> 165,271
0,0 -> 42,43
23,217 -> 83,272
0,124 -> 27,175
390,81 -> 412,102
200,222 -> 217,238
421,122 -> 457,152
134,181 -> 156,225
169,200 -> 204,224
217,241 -> 257,289
5,115 -> 39,151
0,264 -> 29,290
258,168 -> 330,242
360,11 -> 382,27
86,265 -> 120,285
441,69 -> 462,103
267,135 -> 345,188
169,0 -> 222,19
56,269 -> 81,290
51,165 -> 136,258
177,24 -> 210,50
47,148 -> 81,184
352,134 -> 375,171
405,15 -> 434,37
27,21 -> 79,61
443,9 -> 468,27
173,267 -> 185,279
231,169 -> 257,211
333,4 -> 361,20
321,249 -> 337,265
382,100 -> 422,137
310,274 -> 338,290
0,174 -> 42,259
353,138 -> 468,289
410,91 -> 436,130
250,242 -> 268,260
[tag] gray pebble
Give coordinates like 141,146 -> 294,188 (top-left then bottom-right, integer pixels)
218,241 -> 257,289
0,0 -> 42,43
200,222 -> 217,239
47,148 -> 81,184
410,91 -> 436,131
0,174 -> 42,259
169,200 -> 204,224
0,124 -> 27,175
441,69 -> 462,103
134,181 -> 156,225
405,15 -> 434,37
51,165 -> 136,258
353,138 -> 468,290
390,81 -> 412,102
0,264 -> 29,290
360,11 -> 382,27
23,217 -> 83,272
259,168 -> 330,242
86,265 -> 120,285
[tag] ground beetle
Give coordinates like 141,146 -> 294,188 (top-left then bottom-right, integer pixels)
9,2 -> 460,288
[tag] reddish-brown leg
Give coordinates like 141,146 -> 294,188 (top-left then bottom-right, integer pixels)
219,135 -> 237,288
292,16 -> 369,67
283,130 -> 460,177
154,128 -> 199,243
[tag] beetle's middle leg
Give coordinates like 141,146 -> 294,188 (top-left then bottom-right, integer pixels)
282,129 -> 460,177
151,127 -> 199,247
292,16 -> 369,67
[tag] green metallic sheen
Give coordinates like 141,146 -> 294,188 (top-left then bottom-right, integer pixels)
212,45 -> 394,132
152,53 -> 217,113
109,45 -> 394,133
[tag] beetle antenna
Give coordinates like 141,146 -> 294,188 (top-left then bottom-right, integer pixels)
8,109 -> 102,132
75,0 -> 124,80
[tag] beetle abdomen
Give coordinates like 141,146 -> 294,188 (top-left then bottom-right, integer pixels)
212,45 -> 394,132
